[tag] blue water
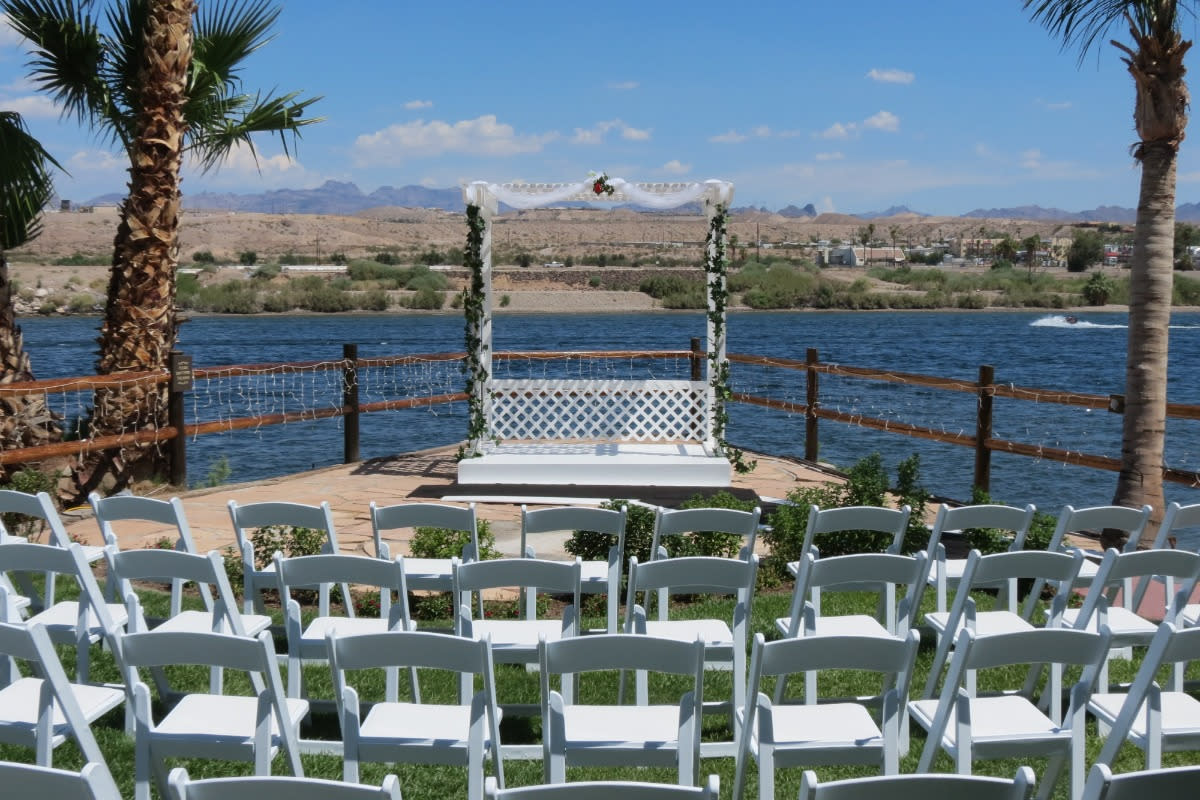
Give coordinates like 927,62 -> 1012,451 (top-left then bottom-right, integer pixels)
16,310 -> 1200,516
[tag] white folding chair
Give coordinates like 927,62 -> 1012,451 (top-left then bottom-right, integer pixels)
0,621 -> 123,770
797,766 -> 1036,800
1062,548 -> 1200,687
539,633 -> 705,786
107,546 -> 272,704
227,499 -> 346,614
1080,763 -> 1200,800
166,766 -> 402,800
624,554 -> 758,754
1090,621 -> 1200,769
370,500 -> 480,588
1034,505 -> 1152,593
924,503 -> 1037,613
521,504 -> 627,632
275,551 -> 413,701
0,761 -> 121,800
329,628 -> 503,800
784,505 -> 911,576
733,630 -> 921,800
0,541 -> 128,683
123,629 -> 308,800
1146,502 -> 1200,627
0,489 -> 111,610
89,492 -> 203,610
650,505 -> 761,561
485,775 -> 719,800
772,550 -> 927,707
922,548 -> 1083,699
910,627 -> 1111,800
453,557 -> 581,661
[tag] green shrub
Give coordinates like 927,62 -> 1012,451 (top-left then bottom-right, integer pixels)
301,285 -> 356,312
567,501 -> 655,564
588,276 -> 601,288
239,250 -> 257,266
665,491 -> 758,558
252,264 -> 280,279
0,468 -> 58,542
402,288 -> 445,310
410,519 -> 500,561
52,252 -> 108,266
193,250 -> 216,264
405,267 -> 450,292
499,294 -> 511,307
68,293 -> 96,313
964,487 -> 1055,553
639,275 -> 700,299
359,289 -> 390,311
1082,271 -> 1117,306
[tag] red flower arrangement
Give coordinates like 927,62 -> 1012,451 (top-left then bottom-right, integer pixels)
590,172 -> 615,196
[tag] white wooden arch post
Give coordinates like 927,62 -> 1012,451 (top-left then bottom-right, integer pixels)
458,178 -> 736,487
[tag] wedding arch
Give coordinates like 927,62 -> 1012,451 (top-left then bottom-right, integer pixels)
456,176 -> 738,487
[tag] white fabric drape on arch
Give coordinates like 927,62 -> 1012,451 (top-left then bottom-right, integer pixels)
462,179 -> 734,214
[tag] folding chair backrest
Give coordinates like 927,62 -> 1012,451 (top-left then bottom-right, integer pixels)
962,626 -> 1110,672
228,500 -> 339,561
485,775 -> 719,800
804,504 -> 911,556
793,551 -> 928,636
106,547 -> 231,619
0,489 -> 71,547
1083,548 -> 1200,625
798,766 -> 1036,800
521,505 -> 626,559
650,506 -> 760,560
454,556 -> 581,596
927,503 -> 1036,555
166,767 -> 402,800
755,629 -> 920,682
1049,505 -> 1152,554
89,493 -> 196,552
1081,763 -> 1200,800
0,761 -> 121,800
122,629 -> 278,674
627,554 -> 756,597
274,552 -> 408,620
1151,501 -> 1200,551
541,632 -> 705,681
370,501 -> 478,559
959,548 -> 1082,619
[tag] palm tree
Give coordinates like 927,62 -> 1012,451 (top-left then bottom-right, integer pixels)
0,111 -> 63,470
1025,0 -> 1192,543
4,0 -> 320,496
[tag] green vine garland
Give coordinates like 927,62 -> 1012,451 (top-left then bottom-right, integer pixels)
459,204 -> 488,459
704,205 -> 755,474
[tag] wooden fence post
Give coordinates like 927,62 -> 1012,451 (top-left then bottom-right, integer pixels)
343,343 -> 360,464
805,347 -> 819,462
974,364 -> 995,494
690,337 -> 703,381
167,350 -> 192,488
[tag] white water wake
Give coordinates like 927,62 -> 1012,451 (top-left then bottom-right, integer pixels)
1031,314 -> 1200,330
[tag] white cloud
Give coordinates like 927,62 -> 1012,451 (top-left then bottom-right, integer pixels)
1,13 -> 25,48
419,176 -> 439,187
819,196 -> 836,213
818,122 -> 854,140
867,68 -> 914,85
404,99 -> 433,110
1021,148 -> 1042,169
864,110 -> 900,132
710,130 -> 747,144
974,142 -> 993,158
751,125 -> 771,138
572,118 -> 650,144
2,75 -> 35,92
1037,98 -> 1072,111
352,115 -> 557,165
67,149 -> 125,172
661,159 -> 691,175
815,151 -> 844,161
607,80 -> 639,90
186,142 -> 307,187
0,93 -> 57,118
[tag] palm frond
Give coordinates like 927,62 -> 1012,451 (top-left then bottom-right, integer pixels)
191,0 -> 279,98
0,111 -> 61,250
186,89 -> 323,172
100,0 -> 147,148
1023,0 -> 1198,61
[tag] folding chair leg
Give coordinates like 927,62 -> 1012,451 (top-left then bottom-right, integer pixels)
757,748 -> 774,800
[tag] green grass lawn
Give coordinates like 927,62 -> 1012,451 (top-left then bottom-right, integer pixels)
3,578 -> 1198,799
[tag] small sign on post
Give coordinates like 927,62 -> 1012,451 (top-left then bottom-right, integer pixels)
1108,394 -> 1125,414
170,353 -> 194,392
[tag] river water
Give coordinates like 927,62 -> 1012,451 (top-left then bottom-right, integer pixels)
17,310 -> 1200,519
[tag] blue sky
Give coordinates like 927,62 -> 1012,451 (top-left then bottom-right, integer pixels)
3,0 -> 1199,216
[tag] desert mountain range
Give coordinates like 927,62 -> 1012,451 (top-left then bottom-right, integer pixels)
76,180 -> 1200,224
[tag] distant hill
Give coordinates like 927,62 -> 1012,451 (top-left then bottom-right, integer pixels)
778,203 -> 818,218
859,205 -> 927,219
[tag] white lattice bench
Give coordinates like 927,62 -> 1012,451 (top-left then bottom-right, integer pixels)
457,379 -> 732,487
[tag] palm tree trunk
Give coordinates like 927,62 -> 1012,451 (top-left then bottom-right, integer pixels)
1114,140 -> 1175,542
0,252 -> 62,475
75,0 -> 193,498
